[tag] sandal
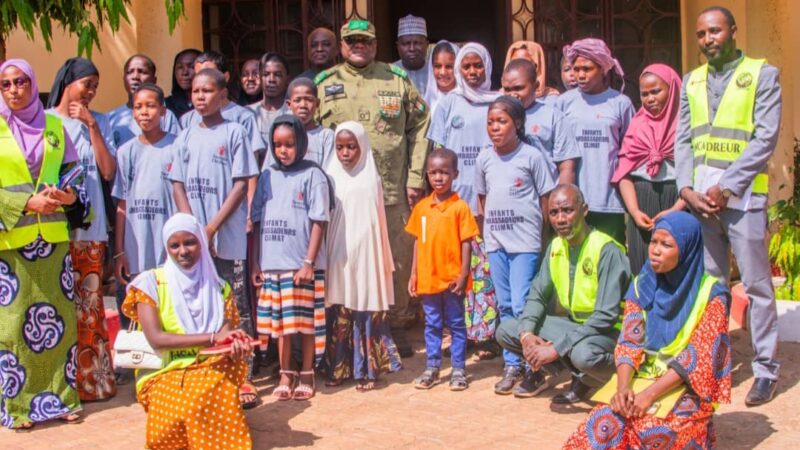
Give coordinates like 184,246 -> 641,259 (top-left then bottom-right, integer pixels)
413,367 -> 440,390
449,368 -> 469,391
293,370 -> 316,401
239,382 -> 260,409
324,378 -> 345,387
59,413 -> 84,424
355,379 -> 376,392
14,422 -> 35,433
476,341 -> 501,360
273,370 -> 297,401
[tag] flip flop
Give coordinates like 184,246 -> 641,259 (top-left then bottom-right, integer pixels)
239,382 -> 260,410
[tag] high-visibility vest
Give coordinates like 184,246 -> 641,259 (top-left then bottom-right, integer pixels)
686,56 -> 768,194
134,268 -> 231,393
550,230 -> 625,330
0,113 -> 70,250
634,274 -> 719,378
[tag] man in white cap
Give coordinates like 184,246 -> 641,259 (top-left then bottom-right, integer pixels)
394,14 -> 429,95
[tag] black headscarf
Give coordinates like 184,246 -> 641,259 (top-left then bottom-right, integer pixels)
268,114 -> 336,208
269,114 -> 309,171
46,57 -> 99,108
165,48 -> 201,118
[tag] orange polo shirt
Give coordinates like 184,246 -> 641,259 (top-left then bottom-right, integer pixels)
405,192 -> 480,295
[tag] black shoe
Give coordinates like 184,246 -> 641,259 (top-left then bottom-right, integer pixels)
392,328 -> 414,358
552,376 -> 591,404
745,378 -> 777,406
513,370 -> 550,398
494,366 -> 523,395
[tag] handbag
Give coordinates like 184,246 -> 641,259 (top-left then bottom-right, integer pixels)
113,321 -> 163,370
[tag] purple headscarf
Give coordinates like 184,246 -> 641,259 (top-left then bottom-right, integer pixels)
0,59 -> 76,176
564,38 -> 626,92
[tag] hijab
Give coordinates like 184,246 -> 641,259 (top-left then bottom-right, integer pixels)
269,114 -> 309,171
0,59 -> 54,174
627,211 -> 728,351
324,121 -> 394,310
611,64 -> 682,183
504,40 -> 559,98
423,40 -> 460,115
46,57 -> 99,109
452,43 -> 499,104
165,48 -> 201,118
564,38 -> 625,92
128,213 -> 225,334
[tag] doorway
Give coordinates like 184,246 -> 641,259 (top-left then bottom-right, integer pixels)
374,0 -> 509,88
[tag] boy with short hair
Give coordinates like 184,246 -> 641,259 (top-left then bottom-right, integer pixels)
262,77 -> 333,170
406,148 -> 480,391
170,68 -> 260,408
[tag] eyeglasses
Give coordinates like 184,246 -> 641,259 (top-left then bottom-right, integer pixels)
344,36 -> 374,46
0,77 -> 30,92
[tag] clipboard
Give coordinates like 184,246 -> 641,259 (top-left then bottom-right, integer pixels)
590,374 -> 686,419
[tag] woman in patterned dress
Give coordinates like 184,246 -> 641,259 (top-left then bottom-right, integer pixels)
564,211 -> 731,449
122,213 -> 253,449
0,59 -> 88,430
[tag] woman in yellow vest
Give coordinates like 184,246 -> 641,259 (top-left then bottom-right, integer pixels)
122,213 -> 253,449
565,211 -> 731,448
0,59 -> 89,430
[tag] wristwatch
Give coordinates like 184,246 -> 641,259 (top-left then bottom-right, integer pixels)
722,188 -> 733,199
303,258 -> 314,267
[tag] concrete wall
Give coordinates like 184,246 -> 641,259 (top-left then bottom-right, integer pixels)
5,1 -> 203,112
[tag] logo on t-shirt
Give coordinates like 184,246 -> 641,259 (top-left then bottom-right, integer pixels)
212,146 -> 229,165
530,124 -> 541,134
451,115 -> 465,129
292,190 -> 306,209
508,177 -> 527,198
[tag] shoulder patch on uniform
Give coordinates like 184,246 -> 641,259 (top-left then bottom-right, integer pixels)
314,70 -> 331,85
390,64 -> 408,79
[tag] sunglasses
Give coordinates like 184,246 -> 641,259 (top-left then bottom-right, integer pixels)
0,77 -> 30,92
344,36 -> 374,46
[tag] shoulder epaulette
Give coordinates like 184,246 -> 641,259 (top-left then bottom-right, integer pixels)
314,70 -> 332,85
390,64 -> 408,79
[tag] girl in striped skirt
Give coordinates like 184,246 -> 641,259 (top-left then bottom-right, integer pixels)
250,114 -> 330,401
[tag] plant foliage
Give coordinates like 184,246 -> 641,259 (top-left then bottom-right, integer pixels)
768,138 -> 800,300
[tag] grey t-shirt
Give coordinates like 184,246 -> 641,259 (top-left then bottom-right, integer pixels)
525,100 -> 580,163
251,166 -> 330,271
180,101 -> 265,156
260,125 -> 334,171
555,88 -> 635,213
48,109 -> 115,242
169,121 -> 259,260
112,134 -> 177,273
427,93 -> 493,214
475,142 -> 557,253
107,104 -> 181,148
629,160 -> 676,182
249,102 -> 290,146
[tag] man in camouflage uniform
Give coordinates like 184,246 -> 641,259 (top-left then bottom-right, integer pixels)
316,19 -> 430,357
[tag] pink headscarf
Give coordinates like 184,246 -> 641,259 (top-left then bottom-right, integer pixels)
0,59 -> 76,176
611,64 -> 682,183
564,38 -> 625,91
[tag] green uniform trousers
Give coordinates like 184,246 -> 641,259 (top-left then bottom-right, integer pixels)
496,315 -> 616,387
385,203 -> 415,328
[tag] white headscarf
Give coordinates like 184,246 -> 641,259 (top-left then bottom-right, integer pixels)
452,42 -> 499,104
129,213 -> 225,334
424,40 -> 460,116
323,122 -> 395,311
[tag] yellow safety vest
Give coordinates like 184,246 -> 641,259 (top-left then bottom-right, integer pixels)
0,113 -> 69,250
134,268 -> 231,393
686,56 -> 768,194
634,274 -> 719,378
550,230 -> 625,330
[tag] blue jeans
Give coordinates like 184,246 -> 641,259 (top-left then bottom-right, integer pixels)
488,250 -> 540,368
422,290 -> 467,370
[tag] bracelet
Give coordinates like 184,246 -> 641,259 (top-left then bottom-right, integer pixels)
112,252 -> 125,260
520,333 -> 534,343
209,332 -> 215,346
303,258 -> 314,267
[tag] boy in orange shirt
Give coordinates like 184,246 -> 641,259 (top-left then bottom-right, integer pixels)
407,148 -> 480,391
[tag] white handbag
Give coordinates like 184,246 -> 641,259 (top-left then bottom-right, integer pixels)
113,322 -> 163,370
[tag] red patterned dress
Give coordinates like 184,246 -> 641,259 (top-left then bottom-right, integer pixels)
563,296 -> 731,449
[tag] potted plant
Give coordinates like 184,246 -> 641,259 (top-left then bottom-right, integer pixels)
766,138 -> 800,341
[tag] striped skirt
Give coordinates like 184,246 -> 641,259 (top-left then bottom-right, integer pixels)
256,270 -> 326,365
